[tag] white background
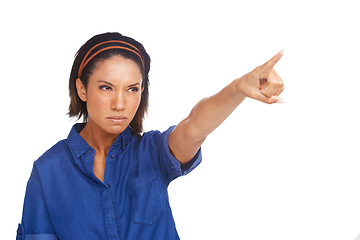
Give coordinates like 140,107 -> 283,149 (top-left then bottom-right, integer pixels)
1,0 -> 359,239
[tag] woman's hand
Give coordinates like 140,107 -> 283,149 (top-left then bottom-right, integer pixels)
170,51 -> 285,164
235,50 -> 284,104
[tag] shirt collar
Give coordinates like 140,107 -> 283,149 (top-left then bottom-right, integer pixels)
67,123 -> 133,158
113,125 -> 133,151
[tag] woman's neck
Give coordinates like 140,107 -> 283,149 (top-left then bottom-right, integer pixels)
79,119 -> 118,155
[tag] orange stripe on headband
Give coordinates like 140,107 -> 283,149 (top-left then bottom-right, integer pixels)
78,40 -> 144,78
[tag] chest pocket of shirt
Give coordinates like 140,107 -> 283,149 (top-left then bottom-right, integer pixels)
129,169 -> 164,225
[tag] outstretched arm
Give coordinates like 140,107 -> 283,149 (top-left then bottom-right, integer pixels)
169,51 -> 284,164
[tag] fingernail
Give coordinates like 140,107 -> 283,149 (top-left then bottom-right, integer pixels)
276,98 -> 285,103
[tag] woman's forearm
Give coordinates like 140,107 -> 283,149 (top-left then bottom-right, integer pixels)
169,80 -> 246,163
169,51 -> 284,164
182,80 -> 246,142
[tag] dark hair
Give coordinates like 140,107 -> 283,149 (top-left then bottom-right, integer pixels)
68,32 -> 151,135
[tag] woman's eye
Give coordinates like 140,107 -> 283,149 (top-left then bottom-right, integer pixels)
100,85 -> 112,91
128,87 -> 139,92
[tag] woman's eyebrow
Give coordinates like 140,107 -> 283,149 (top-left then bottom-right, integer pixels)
98,80 -> 115,86
128,83 -> 140,87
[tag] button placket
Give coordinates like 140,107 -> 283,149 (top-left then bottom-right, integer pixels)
99,186 -> 119,239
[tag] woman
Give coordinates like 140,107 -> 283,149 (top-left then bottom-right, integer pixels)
17,32 -> 284,240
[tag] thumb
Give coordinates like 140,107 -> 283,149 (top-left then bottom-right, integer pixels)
252,91 -> 281,104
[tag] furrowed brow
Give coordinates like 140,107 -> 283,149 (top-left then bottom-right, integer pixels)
128,83 -> 141,87
98,80 -> 115,87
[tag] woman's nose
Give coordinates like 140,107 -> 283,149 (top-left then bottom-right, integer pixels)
111,92 -> 125,111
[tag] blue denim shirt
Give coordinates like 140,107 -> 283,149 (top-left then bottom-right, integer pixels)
17,123 -> 201,240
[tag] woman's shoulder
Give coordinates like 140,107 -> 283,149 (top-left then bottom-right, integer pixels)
34,139 -> 70,168
137,126 -> 175,147
141,126 -> 175,139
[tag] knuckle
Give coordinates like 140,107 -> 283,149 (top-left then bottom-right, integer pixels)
248,70 -> 258,78
271,81 -> 283,88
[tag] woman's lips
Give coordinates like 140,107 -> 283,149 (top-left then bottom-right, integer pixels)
107,115 -> 127,124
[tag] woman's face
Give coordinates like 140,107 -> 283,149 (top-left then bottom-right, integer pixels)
77,55 -> 143,135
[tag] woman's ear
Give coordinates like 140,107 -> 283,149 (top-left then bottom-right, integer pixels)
76,78 -> 87,102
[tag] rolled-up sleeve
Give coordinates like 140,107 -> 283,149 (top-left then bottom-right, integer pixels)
17,164 -> 58,240
160,126 -> 202,183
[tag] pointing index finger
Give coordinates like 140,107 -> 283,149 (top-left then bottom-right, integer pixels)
260,50 -> 283,73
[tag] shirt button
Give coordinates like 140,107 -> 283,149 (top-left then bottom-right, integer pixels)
106,184 -> 111,188
110,154 -> 114,159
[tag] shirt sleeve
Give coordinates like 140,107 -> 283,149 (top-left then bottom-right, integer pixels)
17,164 -> 59,240
159,126 -> 202,184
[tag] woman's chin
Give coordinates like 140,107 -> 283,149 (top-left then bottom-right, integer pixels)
105,124 -> 128,135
